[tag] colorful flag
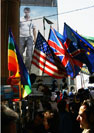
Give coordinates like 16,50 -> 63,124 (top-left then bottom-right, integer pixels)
48,27 -> 83,78
32,31 -> 67,79
8,29 -> 32,98
63,23 -> 94,74
8,32 -> 20,77
82,36 -> 94,47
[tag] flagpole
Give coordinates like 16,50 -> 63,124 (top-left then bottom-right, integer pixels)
68,76 -> 71,92
43,17 -> 45,38
80,72 -> 83,88
9,71 -> 11,77
42,18 -> 53,77
75,77 -> 77,93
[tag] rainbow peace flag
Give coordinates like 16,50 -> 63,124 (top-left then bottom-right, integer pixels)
8,29 -> 32,98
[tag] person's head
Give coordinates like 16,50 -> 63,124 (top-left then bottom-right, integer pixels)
62,78 -> 66,83
70,86 -> 74,92
57,99 -> 66,112
76,99 -> 94,130
24,7 -> 31,17
34,111 -> 44,125
43,110 -> 54,130
52,79 -> 57,86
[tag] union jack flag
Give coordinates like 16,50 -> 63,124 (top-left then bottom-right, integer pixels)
48,27 -> 83,78
32,31 -> 67,79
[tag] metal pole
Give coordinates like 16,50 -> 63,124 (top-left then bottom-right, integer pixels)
43,17 -> 45,37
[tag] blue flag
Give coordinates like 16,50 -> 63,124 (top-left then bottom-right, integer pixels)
63,23 -> 94,74
48,27 -> 83,78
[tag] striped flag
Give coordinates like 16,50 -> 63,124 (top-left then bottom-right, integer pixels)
32,31 -> 67,79
8,29 -> 32,98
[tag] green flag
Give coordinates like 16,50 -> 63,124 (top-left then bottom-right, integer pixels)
82,36 -> 94,47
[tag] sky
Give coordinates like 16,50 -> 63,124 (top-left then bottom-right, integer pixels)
57,0 -> 94,36
20,0 -> 94,40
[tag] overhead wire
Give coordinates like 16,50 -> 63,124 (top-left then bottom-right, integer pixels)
20,5 -> 94,23
32,5 -> 94,20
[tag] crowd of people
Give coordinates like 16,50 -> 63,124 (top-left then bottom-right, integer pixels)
1,82 -> 94,133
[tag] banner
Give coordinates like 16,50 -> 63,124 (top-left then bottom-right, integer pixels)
1,85 -> 20,100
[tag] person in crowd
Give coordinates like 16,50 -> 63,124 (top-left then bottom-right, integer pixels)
57,99 -> 73,133
27,111 -> 46,133
69,102 -> 82,133
76,99 -> 94,133
43,110 -> 59,133
19,7 -> 36,73
61,78 -> 67,90
37,79 -> 44,93
51,79 -> 58,92
1,104 -> 19,133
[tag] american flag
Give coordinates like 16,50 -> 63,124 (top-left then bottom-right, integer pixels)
31,31 -> 67,79
48,27 -> 83,78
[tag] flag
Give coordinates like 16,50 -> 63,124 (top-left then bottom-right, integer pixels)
31,31 -> 67,79
82,36 -> 94,47
48,27 -> 83,78
43,17 -> 53,24
8,32 -> 20,77
8,29 -> 32,98
63,23 -> 94,74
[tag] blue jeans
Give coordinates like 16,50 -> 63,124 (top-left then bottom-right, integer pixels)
19,36 -> 33,71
